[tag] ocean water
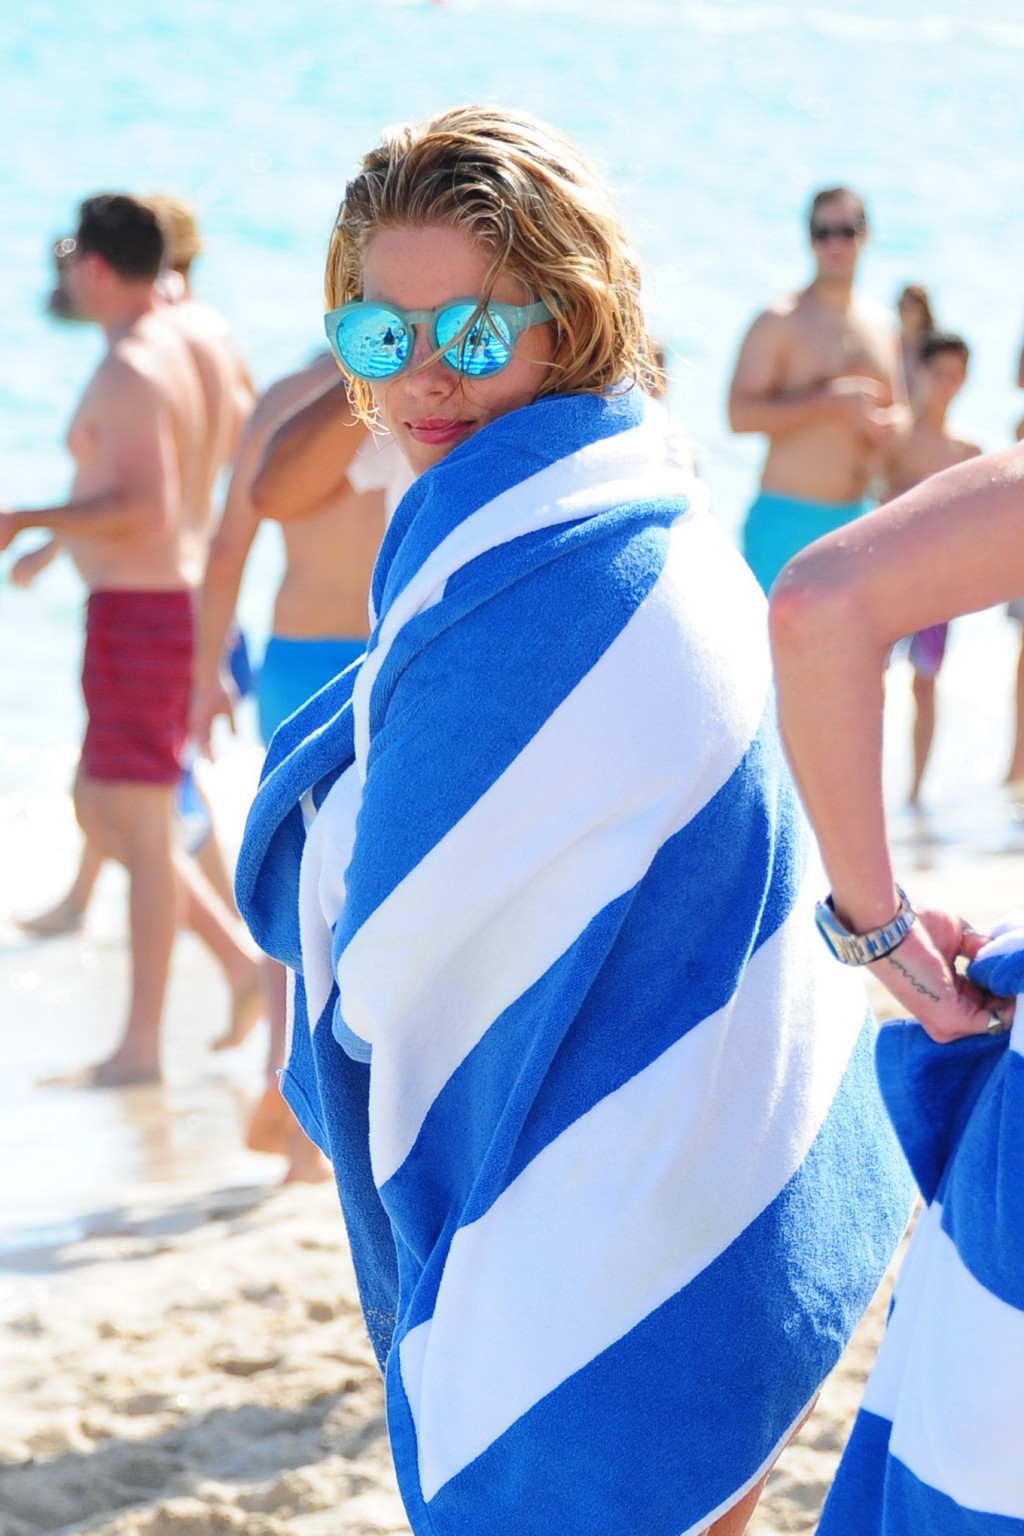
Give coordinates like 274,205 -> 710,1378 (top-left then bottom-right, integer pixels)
3,0 -> 1024,1256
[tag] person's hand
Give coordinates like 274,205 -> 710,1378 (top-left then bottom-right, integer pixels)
824,375 -> 888,428
190,673 -> 237,759
9,542 -> 57,588
0,512 -> 19,555
861,402 -> 912,447
869,906 -> 1013,1042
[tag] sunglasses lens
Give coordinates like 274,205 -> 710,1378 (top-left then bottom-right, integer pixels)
333,305 -> 411,379
435,304 -> 513,377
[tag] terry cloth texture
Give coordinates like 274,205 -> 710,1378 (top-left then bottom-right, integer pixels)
819,919 -> 1024,1536
82,589 -> 193,785
236,389 -> 913,1536
741,490 -> 872,594
257,635 -> 367,744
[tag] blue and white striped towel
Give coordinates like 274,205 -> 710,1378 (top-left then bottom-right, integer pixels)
819,917 -> 1024,1535
236,387 -> 912,1536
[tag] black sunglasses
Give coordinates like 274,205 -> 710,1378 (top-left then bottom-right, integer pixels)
810,221 -> 865,243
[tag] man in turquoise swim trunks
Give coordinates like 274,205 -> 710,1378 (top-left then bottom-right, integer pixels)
728,186 -> 906,593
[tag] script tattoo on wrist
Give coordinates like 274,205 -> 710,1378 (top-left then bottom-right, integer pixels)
886,954 -> 940,1003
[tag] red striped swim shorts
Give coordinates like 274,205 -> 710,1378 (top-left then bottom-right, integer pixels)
81,589 -> 194,785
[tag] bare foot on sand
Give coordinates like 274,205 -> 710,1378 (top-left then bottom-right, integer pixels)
15,897 -> 87,938
246,1081 -> 292,1155
41,1053 -> 162,1089
283,1128 -> 332,1184
246,1082 -> 332,1183
211,983 -> 265,1052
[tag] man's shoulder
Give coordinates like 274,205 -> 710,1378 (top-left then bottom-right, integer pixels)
851,291 -> 897,334
748,293 -> 802,329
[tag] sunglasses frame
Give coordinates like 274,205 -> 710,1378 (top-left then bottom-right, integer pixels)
809,221 -> 865,243
323,297 -> 553,381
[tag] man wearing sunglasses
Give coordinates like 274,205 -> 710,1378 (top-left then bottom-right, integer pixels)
728,186 -> 905,593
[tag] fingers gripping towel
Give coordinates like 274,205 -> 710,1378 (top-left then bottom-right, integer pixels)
819,918 -> 1024,1535
236,388 -> 912,1536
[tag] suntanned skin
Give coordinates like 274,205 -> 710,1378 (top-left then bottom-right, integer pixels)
191,351 -> 380,753
12,254 -> 256,934
0,232 -> 261,1085
882,348 -> 981,805
770,445 -> 1024,1042
729,192 -> 905,504
191,352 -> 385,1182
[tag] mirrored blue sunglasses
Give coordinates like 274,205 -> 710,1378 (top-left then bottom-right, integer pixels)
323,297 -> 553,381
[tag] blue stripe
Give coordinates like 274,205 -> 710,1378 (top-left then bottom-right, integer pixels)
943,1046 -> 1024,1310
384,1021 -> 910,1536
822,1417 -> 1024,1535
280,975 -> 399,1371
372,388 -> 644,622
817,1409 -> 893,1535
334,515 -> 674,959
379,709 -> 807,1282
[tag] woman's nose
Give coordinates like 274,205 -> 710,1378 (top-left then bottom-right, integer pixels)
405,326 -> 456,392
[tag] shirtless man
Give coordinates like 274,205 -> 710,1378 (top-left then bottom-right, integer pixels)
0,194 -> 261,1084
882,332 -> 980,804
191,352 -> 411,1177
16,195 -> 256,936
728,186 -> 905,592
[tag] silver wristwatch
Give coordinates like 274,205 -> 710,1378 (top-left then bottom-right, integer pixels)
814,887 -> 916,966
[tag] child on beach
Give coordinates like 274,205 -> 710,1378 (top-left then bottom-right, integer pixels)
882,331 -> 980,805
235,105 -> 911,1536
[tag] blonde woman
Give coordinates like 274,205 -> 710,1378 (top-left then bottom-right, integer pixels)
236,106 -> 911,1536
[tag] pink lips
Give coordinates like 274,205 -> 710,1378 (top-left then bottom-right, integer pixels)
407,417 -> 473,446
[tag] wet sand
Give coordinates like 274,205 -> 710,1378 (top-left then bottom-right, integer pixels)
4,836 -> 1023,1535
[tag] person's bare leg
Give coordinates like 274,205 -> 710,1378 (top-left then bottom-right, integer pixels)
76,776 -> 178,1085
189,774 -> 236,909
244,960 -> 330,1181
1007,637 -> 1024,786
16,836 -> 104,935
174,851 -> 265,1046
909,671 -> 936,807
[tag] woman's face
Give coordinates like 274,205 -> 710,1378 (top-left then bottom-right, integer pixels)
360,223 -> 556,474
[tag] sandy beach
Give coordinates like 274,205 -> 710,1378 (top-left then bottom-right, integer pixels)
2,835 -> 1021,1536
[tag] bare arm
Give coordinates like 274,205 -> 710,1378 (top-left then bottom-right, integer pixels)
190,408 -> 268,754
727,311 -> 887,438
769,445 -> 1024,1038
0,361 -> 176,551
9,538 -> 61,587
251,375 -> 367,522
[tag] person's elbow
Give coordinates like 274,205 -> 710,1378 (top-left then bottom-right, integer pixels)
768,543 -> 859,669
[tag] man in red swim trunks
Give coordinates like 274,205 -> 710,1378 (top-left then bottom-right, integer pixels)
0,194 -> 260,1084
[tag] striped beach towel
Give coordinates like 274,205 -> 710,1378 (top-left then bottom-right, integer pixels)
236,387 -> 912,1536
819,919 -> 1024,1535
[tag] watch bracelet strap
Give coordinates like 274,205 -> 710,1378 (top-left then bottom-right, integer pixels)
815,885 -> 916,966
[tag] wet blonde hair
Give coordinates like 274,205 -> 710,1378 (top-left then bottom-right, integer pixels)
145,195 -> 202,275
325,105 -> 661,418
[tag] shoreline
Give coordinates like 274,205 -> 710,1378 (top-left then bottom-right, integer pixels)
4,847 -> 1023,1535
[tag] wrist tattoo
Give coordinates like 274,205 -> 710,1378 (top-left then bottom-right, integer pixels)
886,954 -> 940,1003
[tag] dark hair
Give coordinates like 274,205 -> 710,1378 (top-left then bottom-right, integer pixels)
897,284 -> 935,331
808,185 -> 867,229
76,194 -> 165,280
919,330 -> 970,368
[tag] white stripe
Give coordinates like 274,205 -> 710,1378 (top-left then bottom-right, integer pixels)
337,511 -> 771,1185
298,764 -> 361,1030
399,890 -> 868,1500
352,411 -> 702,781
871,1204 -> 1024,1519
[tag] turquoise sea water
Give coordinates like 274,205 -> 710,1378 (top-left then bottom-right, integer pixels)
4,0 -> 1024,1256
